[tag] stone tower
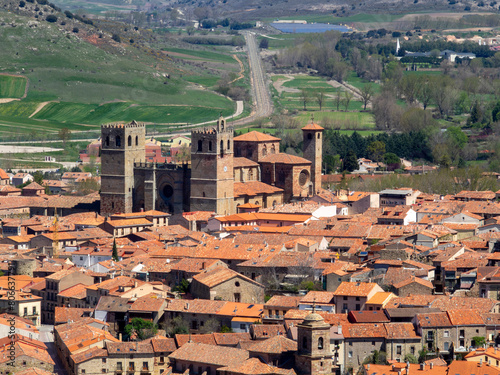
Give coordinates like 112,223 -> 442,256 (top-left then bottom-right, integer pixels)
302,117 -> 324,195
100,121 -> 146,216
190,116 -> 235,215
295,309 -> 333,375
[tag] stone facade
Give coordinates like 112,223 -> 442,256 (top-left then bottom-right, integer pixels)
101,122 -> 146,215
295,313 -> 334,375
190,272 -> 265,304
100,118 -> 323,216
190,117 -> 235,216
302,124 -> 323,195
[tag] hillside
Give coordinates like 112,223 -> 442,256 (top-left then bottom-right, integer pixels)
0,0 -> 241,140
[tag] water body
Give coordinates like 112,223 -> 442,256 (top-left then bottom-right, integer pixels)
270,22 -> 351,33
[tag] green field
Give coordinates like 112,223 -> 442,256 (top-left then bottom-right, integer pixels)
0,75 -> 27,98
297,111 -> 375,129
0,10 -> 239,137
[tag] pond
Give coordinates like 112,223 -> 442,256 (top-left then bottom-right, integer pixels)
270,22 -> 352,33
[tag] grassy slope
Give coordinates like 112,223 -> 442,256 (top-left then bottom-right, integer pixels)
0,75 -> 27,98
0,11 -> 235,138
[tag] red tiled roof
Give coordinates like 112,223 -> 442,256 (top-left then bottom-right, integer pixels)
234,131 -> 280,142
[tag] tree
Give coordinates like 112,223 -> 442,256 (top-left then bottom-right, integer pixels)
472,336 -> 486,348
418,348 -> 428,363
446,126 -> 468,149
125,318 -> 158,340
315,90 -> 325,111
259,38 -> 269,49
404,354 -> 418,364
417,77 -> 433,110
112,33 -> 121,43
384,152 -> 401,171
334,88 -> 342,111
220,325 -> 232,333
174,278 -> 190,294
58,128 -> 71,149
45,15 -> 58,23
343,90 -> 353,112
112,238 -> 118,261
360,84 -> 374,110
300,89 -> 309,111
367,141 -> 386,162
199,318 -> 221,334
343,150 -> 358,172
363,350 -> 388,365
163,316 -> 189,337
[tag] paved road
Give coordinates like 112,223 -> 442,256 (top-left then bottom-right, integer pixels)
231,31 -> 273,126
39,324 -> 66,375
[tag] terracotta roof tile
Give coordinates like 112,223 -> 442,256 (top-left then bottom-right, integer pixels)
234,131 -> 280,142
175,334 -> 216,347
168,342 -> 249,366
260,153 -> 311,165
333,281 -> 380,297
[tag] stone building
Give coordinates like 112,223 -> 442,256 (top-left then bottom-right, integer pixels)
295,309 -> 334,375
190,267 -> 265,304
100,117 -> 323,216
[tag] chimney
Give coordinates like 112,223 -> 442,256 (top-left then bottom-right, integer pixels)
420,363 -> 425,371
392,365 -> 396,371
338,325 -> 342,335
134,280 -> 138,288
430,363 -> 434,370
367,364 -> 370,370
480,359 -> 483,367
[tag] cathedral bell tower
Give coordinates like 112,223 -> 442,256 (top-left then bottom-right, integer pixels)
295,306 -> 333,375
190,116 -> 235,215
302,115 -> 324,195
100,121 -> 146,216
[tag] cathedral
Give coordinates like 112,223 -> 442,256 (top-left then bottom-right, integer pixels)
100,117 -> 323,216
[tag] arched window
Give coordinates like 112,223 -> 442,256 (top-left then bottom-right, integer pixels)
198,140 -> 203,152
318,133 -> 321,139
262,145 -> 267,156
227,139 -> 230,150
318,337 -> 324,349
202,192 -> 206,197
302,337 -> 307,350
115,136 -> 121,147
220,140 -> 224,155
220,119 -> 225,130
308,133 -> 312,140
128,135 -> 132,147
209,141 -> 212,151
271,144 -> 276,154
105,136 -> 110,147
135,136 -> 139,145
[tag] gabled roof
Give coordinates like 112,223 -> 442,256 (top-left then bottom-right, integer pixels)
333,281 -> 380,297
234,131 -> 280,142
193,266 -> 263,289
260,153 -> 311,165
168,342 -> 249,366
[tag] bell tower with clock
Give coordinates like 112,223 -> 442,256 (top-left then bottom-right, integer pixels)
190,116 -> 235,215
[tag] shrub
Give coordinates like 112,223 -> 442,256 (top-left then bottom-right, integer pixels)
72,27 -> 78,33
111,33 -> 121,43
45,14 -> 57,22
19,1 -> 25,7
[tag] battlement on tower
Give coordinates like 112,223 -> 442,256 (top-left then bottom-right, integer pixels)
101,120 -> 145,130
191,116 -> 233,135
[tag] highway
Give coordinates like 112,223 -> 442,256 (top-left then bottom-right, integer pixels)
231,31 -> 274,126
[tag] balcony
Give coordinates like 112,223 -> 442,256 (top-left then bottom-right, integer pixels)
127,367 -> 135,372
264,315 -> 283,320
426,335 -> 434,342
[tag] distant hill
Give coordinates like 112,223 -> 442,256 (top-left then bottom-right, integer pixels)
0,0 -> 238,139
